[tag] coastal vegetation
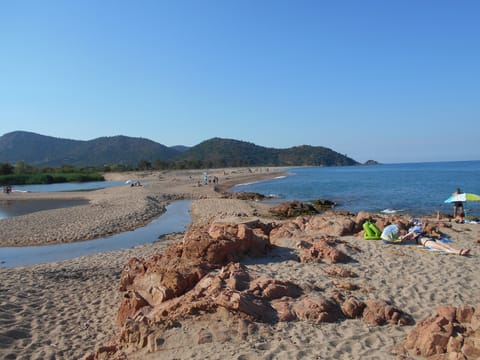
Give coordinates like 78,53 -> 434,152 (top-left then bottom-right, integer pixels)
0,161 -> 104,186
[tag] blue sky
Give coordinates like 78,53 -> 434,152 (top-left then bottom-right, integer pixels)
1,1 -> 479,164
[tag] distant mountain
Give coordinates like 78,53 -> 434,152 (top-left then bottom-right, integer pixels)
0,131 -> 79,166
170,145 -> 190,153
0,131 -> 360,168
179,138 -> 358,167
0,131 -> 180,166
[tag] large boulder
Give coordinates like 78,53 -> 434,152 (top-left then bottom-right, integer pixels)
299,236 -> 354,264
310,199 -> 336,211
223,191 -> 267,201
292,295 -> 342,323
305,215 -> 357,236
401,304 -> 480,359
249,277 -> 303,300
269,201 -> 318,218
341,296 -> 366,318
182,220 -> 273,266
117,220 -> 273,328
362,299 -> 413,326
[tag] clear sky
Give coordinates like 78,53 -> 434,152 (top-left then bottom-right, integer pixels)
1,1 -> 479,164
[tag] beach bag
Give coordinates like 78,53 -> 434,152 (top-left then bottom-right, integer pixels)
381,224 -> 400,242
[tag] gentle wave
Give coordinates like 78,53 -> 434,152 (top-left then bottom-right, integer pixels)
234,175 -> 288,188
380,209 -> 405,214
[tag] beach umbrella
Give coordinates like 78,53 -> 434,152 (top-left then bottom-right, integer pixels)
444,193 -> 480,203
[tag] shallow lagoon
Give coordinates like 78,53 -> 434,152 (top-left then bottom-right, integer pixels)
0,200 -> 191,268
0,199 -> 89,220
0,180 -> 126,220
11,180 -> 126,193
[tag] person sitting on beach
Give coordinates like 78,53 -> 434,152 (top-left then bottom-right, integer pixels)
400,230 -> 470,256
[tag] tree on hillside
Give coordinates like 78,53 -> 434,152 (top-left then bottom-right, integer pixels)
137,160 -> 152,170
0,162 -> 14,175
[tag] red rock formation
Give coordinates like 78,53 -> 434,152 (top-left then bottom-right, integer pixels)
362,299 -> 412,326
117,221 -> 273,325
270,213 -> 359,242
269,201 -> 318,218
341,296 -> 366,318
299,236 -> 353,263
305,215 -> 356,236
401,304 -> 480,359
116,291 -> 150,327
324,265 -> 358,278
249,277 -> 303,300
83,345 -> 126,360
215,288 -> 276,323
292,295 -> 341,323
88,218 -> 415,359
270,298 -> 297,321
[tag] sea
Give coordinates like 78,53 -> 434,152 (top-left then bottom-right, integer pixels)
231,161 -> 480,218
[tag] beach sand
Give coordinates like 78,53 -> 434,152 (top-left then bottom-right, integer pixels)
1,167 -> 479,359
0,167 -> 279,247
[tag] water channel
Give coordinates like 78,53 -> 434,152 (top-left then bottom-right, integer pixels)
0,200 -> 192,268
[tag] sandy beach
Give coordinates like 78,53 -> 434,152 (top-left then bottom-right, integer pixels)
1,167 -> 479,359
0,167 -> 279,247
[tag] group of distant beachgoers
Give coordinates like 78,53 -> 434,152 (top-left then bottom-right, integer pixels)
196,173 -> 219,187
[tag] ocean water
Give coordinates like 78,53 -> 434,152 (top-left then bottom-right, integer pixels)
232,161 -> 480,217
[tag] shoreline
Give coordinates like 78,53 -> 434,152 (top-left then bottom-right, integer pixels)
0,167 -> 287,247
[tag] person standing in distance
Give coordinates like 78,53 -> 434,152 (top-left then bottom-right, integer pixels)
452,188 -> 465,220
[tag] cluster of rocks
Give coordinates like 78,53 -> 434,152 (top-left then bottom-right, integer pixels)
267,199 -> 335,218
269,200 -> 319,218
86,203 -> 475,359
310,199 -> 336,211
87,215 -> 414,359
269,201 -> 449,239
394,304 -> 480,359
221,191 -> 269,201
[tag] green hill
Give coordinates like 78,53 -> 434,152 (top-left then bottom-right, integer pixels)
0,131 -> 179,167
179,138 -> 358,167
0,131 -> 360,168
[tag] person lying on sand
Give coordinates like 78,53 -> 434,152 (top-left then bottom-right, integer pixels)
400,231 -> 471,256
